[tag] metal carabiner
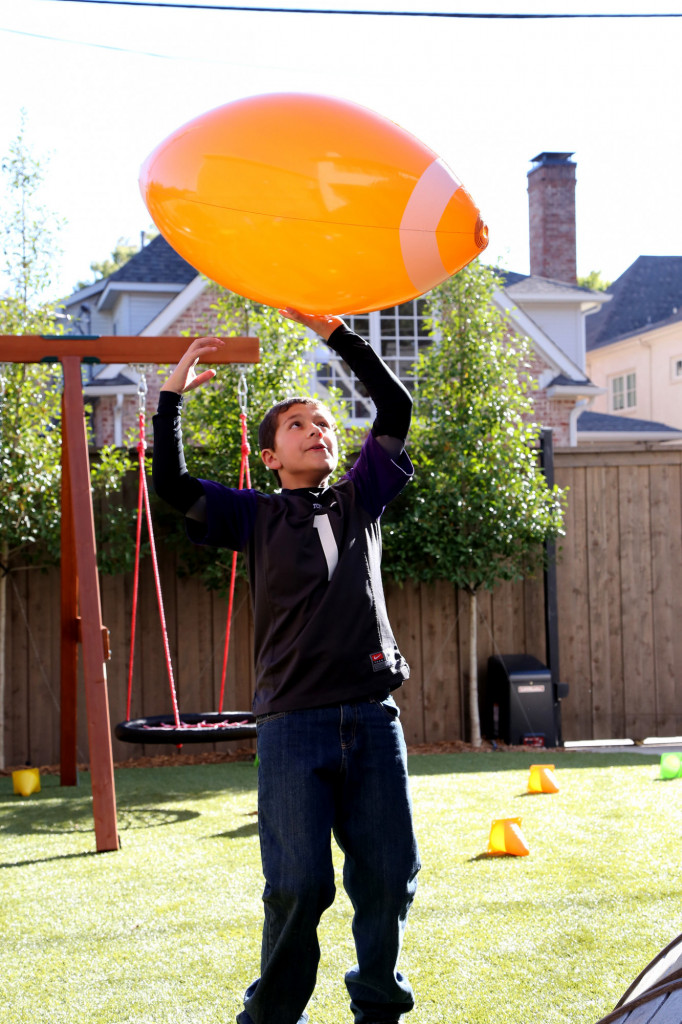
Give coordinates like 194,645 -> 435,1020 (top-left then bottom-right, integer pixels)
237,373 -> 248,415
137,370 -> 148,413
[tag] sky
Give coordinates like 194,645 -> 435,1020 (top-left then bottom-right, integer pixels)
1,0 -> 681,301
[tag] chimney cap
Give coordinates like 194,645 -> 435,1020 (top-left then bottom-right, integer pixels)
530,151 -> 575,168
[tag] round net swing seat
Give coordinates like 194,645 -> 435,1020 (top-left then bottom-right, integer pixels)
115,712 -> 257,745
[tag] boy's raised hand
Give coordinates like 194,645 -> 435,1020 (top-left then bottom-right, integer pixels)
161,336 -> 225,394
279,307 -> 345,341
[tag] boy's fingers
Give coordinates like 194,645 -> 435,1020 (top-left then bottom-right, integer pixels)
162,337 -> 224,393
178,337 -> 223,365
191,335 -> 224,349
185,369 -> 217,391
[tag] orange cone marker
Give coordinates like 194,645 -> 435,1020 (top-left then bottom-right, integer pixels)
487,817 -> 530,856
528,764 -> 560,794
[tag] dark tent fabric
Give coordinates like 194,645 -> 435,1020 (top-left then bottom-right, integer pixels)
594,934 -> 682,1024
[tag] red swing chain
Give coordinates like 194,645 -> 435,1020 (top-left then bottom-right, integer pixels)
219,374 -> 251,712
126,373 -> 181,727
126,371 -> 251,724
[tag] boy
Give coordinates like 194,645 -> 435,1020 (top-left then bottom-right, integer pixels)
152,309 -> 420,1024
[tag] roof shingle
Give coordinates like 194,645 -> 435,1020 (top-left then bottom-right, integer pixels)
578,410 -> 681,434
586,255 -> 682,350
107,234 -> 199,285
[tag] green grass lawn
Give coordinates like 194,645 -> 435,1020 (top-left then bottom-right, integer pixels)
2,751 -> 681,1024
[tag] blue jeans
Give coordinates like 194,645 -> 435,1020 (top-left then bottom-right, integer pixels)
236,697 -> 420,1024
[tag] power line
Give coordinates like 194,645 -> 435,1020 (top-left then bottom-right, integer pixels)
0,26 -> 183,59
38,0 -> 682,18
0,24 -> 318,70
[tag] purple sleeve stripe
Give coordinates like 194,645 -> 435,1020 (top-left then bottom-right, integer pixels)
345,433 -> 414,519
187,480 -> 259,550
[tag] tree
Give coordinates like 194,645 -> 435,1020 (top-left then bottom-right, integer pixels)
1,111 -> 63,317
0,116 -> 65,769
88,237 -> 139,281
382,261 -> 566,745
0,117 -> 133,769
73,228 -> 158,291
159,287 -> 357,593
578,269 -> 611,292
0,117 -> 134,568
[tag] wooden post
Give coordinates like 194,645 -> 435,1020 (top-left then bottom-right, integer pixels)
60,394 -> 79,787
61,357 -> 119,852
540,428 -> 563,744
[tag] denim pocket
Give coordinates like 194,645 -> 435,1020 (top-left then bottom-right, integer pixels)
256,710 -> 290,727
371,694 -> 401,719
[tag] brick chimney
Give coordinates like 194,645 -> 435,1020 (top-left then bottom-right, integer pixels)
527,152 -> 577,283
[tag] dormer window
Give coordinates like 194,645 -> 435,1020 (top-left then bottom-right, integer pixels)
611,372 -> 636,411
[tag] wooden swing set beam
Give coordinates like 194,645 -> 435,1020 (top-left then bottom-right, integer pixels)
0,334 -> 259,853
0,334 -> 259,366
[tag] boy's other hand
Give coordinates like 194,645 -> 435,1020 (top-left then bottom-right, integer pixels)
161,336 -> 225,394
279,308 -> 345,341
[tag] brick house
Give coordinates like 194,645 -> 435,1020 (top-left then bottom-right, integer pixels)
585,255 -> 682,433
61,152 -> 681,449
507,152 -> 681,446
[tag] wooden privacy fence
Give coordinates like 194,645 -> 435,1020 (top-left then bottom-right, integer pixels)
555,446 -> 682,742
3,446 -> 682,767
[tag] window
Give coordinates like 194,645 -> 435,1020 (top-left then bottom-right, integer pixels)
313,298 -> 430,425
611,371 -> 636,411
673,356 -> 682,382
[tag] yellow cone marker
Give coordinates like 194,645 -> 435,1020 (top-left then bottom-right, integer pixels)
12,768 -> 41,797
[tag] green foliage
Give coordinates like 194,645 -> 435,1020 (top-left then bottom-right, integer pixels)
577,269 -> 611,292
0,364 -> 137,571
0,116 -> 65,565
0,117 -> 134,571
91,445 -> 141,576
160,289 -> 354,592
0,294 -> 64,335
1,111 -> 64,311
382,261 -> 566,590
0,362 -> 63,564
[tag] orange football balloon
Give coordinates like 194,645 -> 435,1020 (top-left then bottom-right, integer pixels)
139,93 -> 488,313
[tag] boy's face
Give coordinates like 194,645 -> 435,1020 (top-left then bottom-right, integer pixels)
261,402 -> 338,489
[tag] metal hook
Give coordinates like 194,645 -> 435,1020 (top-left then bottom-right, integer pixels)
237,373 -> 248,415
137,371 -> 148,413
0,366 -> 7,430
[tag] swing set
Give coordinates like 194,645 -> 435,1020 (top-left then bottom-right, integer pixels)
114,367 -> 257,746
0,333 -> 259,852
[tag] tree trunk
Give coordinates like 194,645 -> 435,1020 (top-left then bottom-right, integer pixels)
0,543 -> 7,770
468,588 -> 482,747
